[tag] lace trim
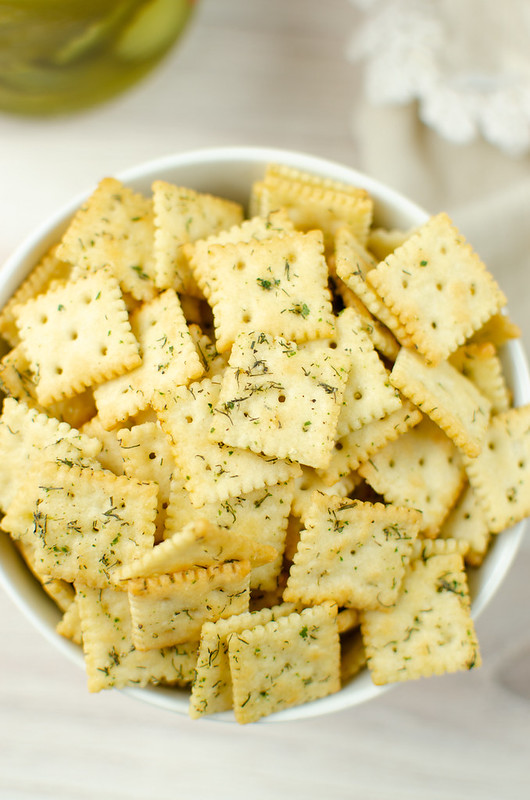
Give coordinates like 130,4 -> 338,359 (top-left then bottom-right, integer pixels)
348,0 -> 530,156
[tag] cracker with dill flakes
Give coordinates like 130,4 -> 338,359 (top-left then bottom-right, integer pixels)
291,466 -> 359,523
127,560 -> 250,651
0,397 -> 102,512
283,494 -> 422,610
163,475 -> 293,591
463,404 -> 530,533
187,209 -> 295,289
76,583 -> 197,691
0,345 -> 97,429
450,342 -> 511,414
2,461 -> 156,587
439,483 -> 491,566
0,245 -> 71,347
367,213 -> 507,364
17,541 -> 75,614
154,376 -> 301,507
358,417 -> 465,537
193,230 -> 335,353
189,603 -> 296,718
152,180 -> 244,294
228,602 -> 340,724
317,400 -> 423,486
251,169 -> 373,248
211,332 -> 350,469
334,226 -> 414,347
390,347 -> 492,458
14,268 -> 141,407
335,282 -> 401,362
56,177 -> 156,301
0,344 -> 37,405
113,518 -> 277,583
361,539 -> 480,685
307,308 -> 402,438
93,289 -> 203,429
118,421 -> 175,541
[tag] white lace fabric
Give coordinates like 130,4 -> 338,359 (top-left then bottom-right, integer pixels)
348,0 -> 530,156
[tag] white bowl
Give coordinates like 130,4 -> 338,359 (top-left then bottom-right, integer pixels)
1,146 -> 529,722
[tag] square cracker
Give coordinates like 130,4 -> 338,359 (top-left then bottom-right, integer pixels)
211,331 -> 350,469
439,483 -> 491,566
450,343 -> 510,414
0,344 -> 37,405
0,245 -> 71,347
0,344 -> 97,430
334,279 -> 401,363
76,583 -> 197,691
189,603 -> 296,718
0,397 -> 101,513
316,400 -> 422,486
154,376 -> 301,507
112,517 -> 277,582
390,347 -> 492,458
305,308 -> 402,438
361,539 -> 480,684
228,602 -> 340,723
358,417 -> 465,537
251,168 -> 373,249
118,420 -> 176,540
283,494 -> 422,609
366,213 -> 507,364
152,180 -> 244,293
93,289 -> 204,429
262,163 -> 367,196
291,466 -> 359,523
334,226 -> 414,347
463,404 -> 530,533
2,461 -> 156,587
56,177 -> 157,301
14,268 -> 141,406
17,540 -> 75,614
187,209 -> 296,308
192,229 -> 335,352
187,208 -> 295,289
127,560 -> 251,650
163,475 -> 294,591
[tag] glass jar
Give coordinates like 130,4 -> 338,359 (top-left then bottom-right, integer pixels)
0,0 -> 196,115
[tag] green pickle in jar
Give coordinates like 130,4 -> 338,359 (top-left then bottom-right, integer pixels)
0,0 -> 195,115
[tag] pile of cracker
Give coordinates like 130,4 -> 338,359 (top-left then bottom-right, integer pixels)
1,164 -> 529,724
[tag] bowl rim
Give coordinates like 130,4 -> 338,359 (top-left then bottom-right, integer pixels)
0,144 -> 528,724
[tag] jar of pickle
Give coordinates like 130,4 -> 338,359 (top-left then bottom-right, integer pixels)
0,0 -> 196,115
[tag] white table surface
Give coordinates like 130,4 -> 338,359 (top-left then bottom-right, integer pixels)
1,2 -> 530,798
